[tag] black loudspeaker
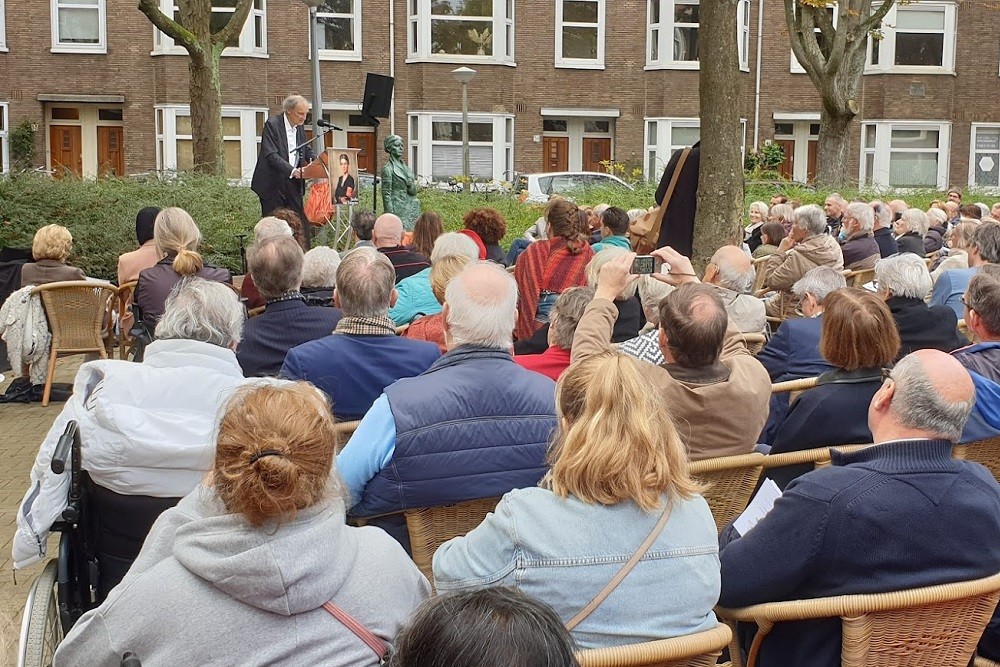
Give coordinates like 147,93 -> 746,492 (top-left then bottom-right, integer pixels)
362,73 -> 394,119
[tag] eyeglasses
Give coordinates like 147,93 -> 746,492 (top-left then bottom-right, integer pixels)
961,294 -> 975,311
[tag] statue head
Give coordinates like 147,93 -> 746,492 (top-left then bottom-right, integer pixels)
384,134 -> 404,159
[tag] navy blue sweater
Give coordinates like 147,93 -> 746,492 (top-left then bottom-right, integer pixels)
720,440 -> 1000,667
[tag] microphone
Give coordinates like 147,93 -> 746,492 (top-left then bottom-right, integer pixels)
317,119 -> 344,131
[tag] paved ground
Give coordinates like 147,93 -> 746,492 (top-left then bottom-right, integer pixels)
0,357 -> 82,664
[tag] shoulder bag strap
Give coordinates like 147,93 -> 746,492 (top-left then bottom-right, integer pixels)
564,502 -> 674,632
323,601 -> 389,662
657,147 -> 691,224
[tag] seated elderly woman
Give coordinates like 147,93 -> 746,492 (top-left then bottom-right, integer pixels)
434,351 -> 720,650
392,587 -> 577,667
930,221 -> 976,285
13,278 -> 253,598
893,208 -> 928,257
301,245 -> 341,306
135,207 -> 232,325
56,381 -> 429,666
403,254 -> 471,353
389,232 -> 481,326
20,224 -> 87,287
463,207 -> 508,264
765,288 -> 901,488
768,202 -> 795,236
745,200 -> 769,252
924,207 -> 949,254
514,286 -> 594,380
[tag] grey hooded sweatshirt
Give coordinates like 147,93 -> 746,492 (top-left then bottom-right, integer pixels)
55,487 -> 430,666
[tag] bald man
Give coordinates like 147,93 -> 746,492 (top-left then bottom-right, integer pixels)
720,349 -> 1000,667
704,245 -> 766,334
373,213 -> 429,283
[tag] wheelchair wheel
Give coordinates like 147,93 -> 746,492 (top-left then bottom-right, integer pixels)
17,560 -> 63,667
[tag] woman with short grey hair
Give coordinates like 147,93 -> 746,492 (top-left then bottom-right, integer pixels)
893,209 -> 928,257
302,246 -> 341,289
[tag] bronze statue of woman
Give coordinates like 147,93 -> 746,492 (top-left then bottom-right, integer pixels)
380,134 -> 422,231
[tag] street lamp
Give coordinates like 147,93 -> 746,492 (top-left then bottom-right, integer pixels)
300,0 -> 324,248
451,67 -> 477,193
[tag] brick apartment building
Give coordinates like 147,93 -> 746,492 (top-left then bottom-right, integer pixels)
0,0 -> 998,192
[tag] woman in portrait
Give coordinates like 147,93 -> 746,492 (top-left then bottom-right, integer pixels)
334,153 -> 356,204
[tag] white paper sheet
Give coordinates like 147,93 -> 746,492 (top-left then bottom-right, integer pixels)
733,478 -> 782,536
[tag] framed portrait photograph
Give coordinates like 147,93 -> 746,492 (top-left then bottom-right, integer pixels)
326,148 -> 361,204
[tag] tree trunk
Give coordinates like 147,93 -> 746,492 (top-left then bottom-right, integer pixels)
694,0 -> 745,270
187,45 -> 225,176
815,106 -> 854,187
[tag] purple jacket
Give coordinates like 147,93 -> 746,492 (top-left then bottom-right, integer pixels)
135,256 -> 231,324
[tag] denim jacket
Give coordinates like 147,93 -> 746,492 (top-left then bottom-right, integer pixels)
432,486 -> 721,650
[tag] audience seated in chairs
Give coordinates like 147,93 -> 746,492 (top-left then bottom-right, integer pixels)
117,207 -> 161,334
953,265 -> 1000,444
300,245 -> 340,306
337,261 -> 557,550
617,275 -> 674,365
55,381 -> 429,667
875,253 -> 967,359
236,236 -> 342,377
765,288 -> 900,488
375,213 -> 431,283
239,216 -> 294,310
762,204 -> 844,319
838,202 -> 880,271
403,254 -> 472,353
12,278 -> 253,580
434,351 -> 720,649
341,209 -> 376,258
931,221 -> 1000,318
134,207 -> 232,325
463,207 -> 508,264
20,224 -> 86,288
573,248 -> 771,460
757,266 -> 845,443
389,233 -> 481,326
719,349 -> 1000,667
281,247 -> 440,421
514,286 -> 594,380
391,587 -> 577,667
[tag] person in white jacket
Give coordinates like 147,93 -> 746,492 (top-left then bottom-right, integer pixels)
13,277 -> 253,571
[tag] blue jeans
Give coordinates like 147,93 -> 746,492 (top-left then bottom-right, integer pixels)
505,239 -> 532,266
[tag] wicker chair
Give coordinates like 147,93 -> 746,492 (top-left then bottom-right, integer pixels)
689,453 -> 765,532
741,333 -> 766,356
116,281 -> 137,360
404,496 -> 501,589
32,281 -> 117,406
953,436 -> 1000,483
247,305 -> 265,318
761,444 -> 871,478
717,571 -> 1000,667
333,420 -> 361,449
771,376 -> 819,404
395,324 -> 409,335
975,656 -> 1000,667
842,268 -> 875,288
575,623 -> 732,667
751,257 -> 770,293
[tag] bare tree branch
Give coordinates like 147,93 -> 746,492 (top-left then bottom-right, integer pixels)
214,0 -> 255,48
137,0 -> 201,53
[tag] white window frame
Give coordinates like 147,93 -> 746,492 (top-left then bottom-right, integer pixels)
0,0 -> 7,52
155,105 -> 267,184
407,0 -> 515,66
969,124 -> 1000,191
555,0 -> 605,70
407,112 -> 513,184
316,0 -> 361,61
644,117 -> 701,178
860,120 -> 951,189
153,0 -> 267,57
790,4 -> 838,73
738,0 -> 750,72
865,1 -> 956,74
51,0 -> 106,54
0,103 -> 8,172
647,0 -> 748,71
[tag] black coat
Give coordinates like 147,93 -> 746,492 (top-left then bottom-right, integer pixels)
654,142 -> 700,256
513,295 -> 644,355
895,232 -> 925,257
250,114 -> 313,208
236,298 -> 342,377
873,227 -> 898,258
887,296 -> 967,359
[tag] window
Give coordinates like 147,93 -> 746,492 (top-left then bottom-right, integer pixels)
407,112 -> 513,183
866,2 -> 956,73
408,0 -> 514,65
861,121 -> 951,188
0,103 -> 8,172
790,4 -> 837,73
644,118 -> 700,178
154,0 -> 267,56
738,0 -> 750,71
0,0 -> 7,51
648,0 -> 749,70
970,125 -> 1000,189
555,0 -> 605,69
316,0 -> 361,60
155,106 -> 267,182
51,0 -> 106,53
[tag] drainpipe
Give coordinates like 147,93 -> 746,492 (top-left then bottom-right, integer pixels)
389,0 -> 396,135
753,0 -> 765,149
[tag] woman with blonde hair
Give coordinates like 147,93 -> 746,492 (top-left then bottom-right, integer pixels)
434,351 -> 720,650
57,381 -> 429,666
135,207 -> 232,324
20,224 -> 86,287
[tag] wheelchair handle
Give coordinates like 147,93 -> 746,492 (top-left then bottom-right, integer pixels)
51,429 -> 74,475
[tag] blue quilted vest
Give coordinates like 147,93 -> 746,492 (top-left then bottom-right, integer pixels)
353,346 -> 557,517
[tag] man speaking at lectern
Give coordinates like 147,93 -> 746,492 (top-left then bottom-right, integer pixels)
251,95 -> 314,220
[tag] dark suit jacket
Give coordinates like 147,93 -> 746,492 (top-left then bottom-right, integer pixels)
654,142 -> 700,257
236,298 -> 342,377
873,227 -> 898,258
250,113 -> 313,202
895,231 -> 925,257
887,295 -> 967,359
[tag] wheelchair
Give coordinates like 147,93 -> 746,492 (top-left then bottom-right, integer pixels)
17,422 -> 179,667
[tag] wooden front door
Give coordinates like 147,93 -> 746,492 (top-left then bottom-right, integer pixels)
543,136 -> 569,172
583,137 -> 612,172
348,131 -> 375,175
806,140 -> 818,182
98,126 -> 125,177
776,139 -> 795,180
50,125 -> 83,177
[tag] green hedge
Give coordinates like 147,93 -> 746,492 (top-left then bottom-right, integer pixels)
0,173 -> 991,280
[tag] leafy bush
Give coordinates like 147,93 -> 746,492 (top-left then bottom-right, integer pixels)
9,121 -> 37,172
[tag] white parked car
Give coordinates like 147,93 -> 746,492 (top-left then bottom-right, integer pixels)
514,171 -> 633,203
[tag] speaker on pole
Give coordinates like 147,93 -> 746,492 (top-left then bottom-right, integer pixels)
361,73 -> 394,213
